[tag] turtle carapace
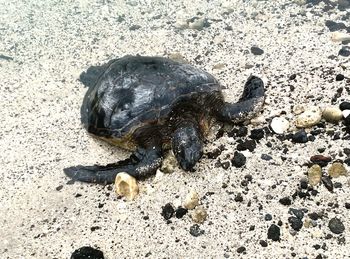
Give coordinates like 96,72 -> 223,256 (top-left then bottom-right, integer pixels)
64,55 -> 265,184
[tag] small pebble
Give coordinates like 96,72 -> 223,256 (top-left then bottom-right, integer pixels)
309,212 -> 320,221
270,117 -> 289,134
189,224 -> 204,237
261,154 -> 273,161
259,240 -> 268,247
267,224 -> 281,241
191,206 -> 207,224
293,104 -> 305,115
237,246 -> 246,254
231,151 -> 246,168
265,214 -> 272,221
160,151 -> 178,173
322,176 -> 334,192
292,130 -> 308,143
339,46 -> 350,57
295,106 -> 322,128
175,207 -> 188,219
300,178 -> 308,189
279,197 -> 292,206
161,203 -> 175,220
340,101 -> 350,111
251,46 -> 264,55
115,173 -> 139,201
328,162 -> 347,178
289,208 -> 304,219
288,216 -> 303,231
310,155 -> 332,167
184,190 -> 199,209
250,128 -> 264,140
308,164 -> 322,186
236,139 -> 256,152
322,107 -> 343,123
336,74 -> 345,81
71,246 -> 104,259
328,218 -> 345,234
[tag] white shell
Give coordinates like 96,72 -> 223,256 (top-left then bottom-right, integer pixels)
270,117 -> 290,134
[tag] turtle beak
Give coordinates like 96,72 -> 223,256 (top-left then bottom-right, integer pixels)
178,142 -> 203,171
172,124 -> 203,171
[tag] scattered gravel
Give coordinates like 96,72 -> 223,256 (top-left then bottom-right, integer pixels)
189,224 -> 205,237
267,224 -> 281,241
161,203 -> 175,220
328,218 -> 345,234
71,246 -> 104,259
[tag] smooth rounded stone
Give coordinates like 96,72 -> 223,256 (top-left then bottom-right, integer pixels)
292,130 -> 308,143
340,102 -> 350,111
308,164 -> 322,186
237,246 -> 246,254
191,206 -> 208,224
267,224 -> 281,241
322,107 -> 343,123
328,162 -> 347,178
160,151 -> 178,174
270,117 -> 289,134
336,74 -> 345,81
295,106 -> 322,128
328,218 -> 345,234
251,46 -> 264,55
310,155 -> 332,167
184,190 -> 199,209
71,246 -> 104,259
339,46 -> 350,57
115,173 -> 139,201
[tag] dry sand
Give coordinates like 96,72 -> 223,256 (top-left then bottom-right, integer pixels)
1,0 -> 350,258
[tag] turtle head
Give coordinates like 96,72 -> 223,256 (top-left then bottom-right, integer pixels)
172,121 -> 203,171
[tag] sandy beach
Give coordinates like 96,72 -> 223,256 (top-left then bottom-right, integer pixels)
1,0 -> 350,258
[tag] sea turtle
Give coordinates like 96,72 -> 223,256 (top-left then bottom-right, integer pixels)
64,55 -> 265,184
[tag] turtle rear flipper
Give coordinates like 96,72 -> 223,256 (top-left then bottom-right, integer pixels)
218,76 -> 265,123
64,146 -> 162,184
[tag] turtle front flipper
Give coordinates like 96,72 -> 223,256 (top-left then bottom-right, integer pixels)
64,146 -> 163,184
218,76 -> 265,123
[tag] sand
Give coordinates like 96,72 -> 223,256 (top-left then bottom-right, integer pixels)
1,0 -> 350,258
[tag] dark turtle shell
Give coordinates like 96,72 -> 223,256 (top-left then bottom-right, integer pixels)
81,55 -> 223,150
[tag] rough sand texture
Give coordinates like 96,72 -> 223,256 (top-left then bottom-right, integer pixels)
1,0 -> 350,258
